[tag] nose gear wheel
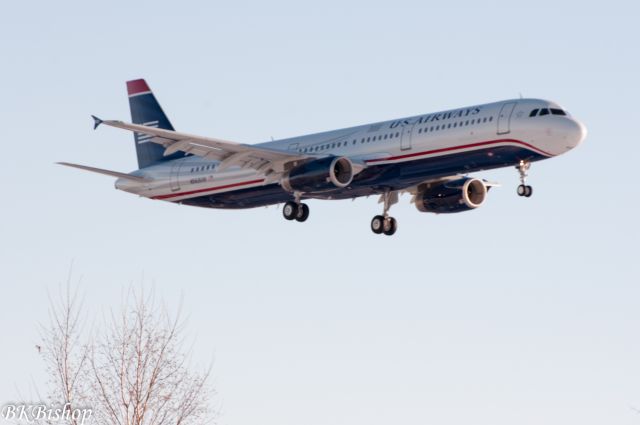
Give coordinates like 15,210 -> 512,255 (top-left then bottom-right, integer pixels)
516,160 -> 533,197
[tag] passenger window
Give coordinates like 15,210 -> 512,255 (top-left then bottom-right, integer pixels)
539,109 -> 549,116
529,109 -> 539,117
384,134 -> 388,140
550,108 -> 566,116
489,116 -> 493,121
395,132 -> 400,137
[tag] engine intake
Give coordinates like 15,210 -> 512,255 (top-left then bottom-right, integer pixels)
415,177 -> 488,214
281,156 -> 354,193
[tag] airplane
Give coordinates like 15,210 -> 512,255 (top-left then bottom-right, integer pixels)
59,79 -> 586,236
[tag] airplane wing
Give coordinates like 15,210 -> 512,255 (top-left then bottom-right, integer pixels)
92,116 -> 309,174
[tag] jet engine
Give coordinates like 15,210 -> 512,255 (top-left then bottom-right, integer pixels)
281,156 -> 354,193
415,177 -> 488,214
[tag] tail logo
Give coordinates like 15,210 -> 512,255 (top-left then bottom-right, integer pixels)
135,120 -> 159,144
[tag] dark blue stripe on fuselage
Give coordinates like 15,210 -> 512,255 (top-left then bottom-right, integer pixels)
179,145 -> 546,209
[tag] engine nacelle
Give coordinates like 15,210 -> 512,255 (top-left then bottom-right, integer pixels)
281,156 -> 354,193
415,177 -> 488,214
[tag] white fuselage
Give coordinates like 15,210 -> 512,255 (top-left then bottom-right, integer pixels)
115,98 -> 586,207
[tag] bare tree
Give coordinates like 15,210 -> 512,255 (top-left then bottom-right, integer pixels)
38,282 -> 214,425
39,280 -> 91,425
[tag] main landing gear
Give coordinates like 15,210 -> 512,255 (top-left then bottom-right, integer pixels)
371,190 -> 398,236
516,160 -> 533,198
282,192 -> 310,222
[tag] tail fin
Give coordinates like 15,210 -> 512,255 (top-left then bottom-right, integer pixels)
127,79 -> 185,168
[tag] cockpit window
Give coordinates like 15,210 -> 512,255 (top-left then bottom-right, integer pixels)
539,108 -> 550,116
529,109 -> 539,117
550,108 -> 566,116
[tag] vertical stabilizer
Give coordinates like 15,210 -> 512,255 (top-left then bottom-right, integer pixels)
127,79 -> 185,168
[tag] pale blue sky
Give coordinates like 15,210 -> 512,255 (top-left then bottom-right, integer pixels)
1,1 -> 639,425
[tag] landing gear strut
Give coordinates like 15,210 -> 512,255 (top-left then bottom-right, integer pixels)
282,192 -> 310,222
371,190 -> 398,236
516,160 -> 533,198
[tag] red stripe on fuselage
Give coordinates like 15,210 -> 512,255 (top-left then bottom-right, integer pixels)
152,179 -> 266,200
151,139 -> 549,201
364,139 -> 553,164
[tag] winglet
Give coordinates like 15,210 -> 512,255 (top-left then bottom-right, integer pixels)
91,115 -> 103,130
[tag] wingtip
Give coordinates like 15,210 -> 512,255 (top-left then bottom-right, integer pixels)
91,115 -> 103,130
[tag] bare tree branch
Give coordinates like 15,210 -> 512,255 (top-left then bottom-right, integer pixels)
36,279 -> 215,425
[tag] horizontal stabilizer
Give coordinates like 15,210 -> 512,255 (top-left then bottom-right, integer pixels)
57,162 -> 147,182
91,115 -> 103,130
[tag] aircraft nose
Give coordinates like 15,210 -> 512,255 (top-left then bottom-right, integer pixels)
564,118 -> 587,150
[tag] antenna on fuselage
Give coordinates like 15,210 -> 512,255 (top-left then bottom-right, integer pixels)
519,92 -> 523,99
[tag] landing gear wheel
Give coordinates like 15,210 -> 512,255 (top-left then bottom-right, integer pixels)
371,215 -> 385,234
282,201 -> 298,221
516,161 -> 533,198
295,203 -> 310,222
382,217 -> 397,236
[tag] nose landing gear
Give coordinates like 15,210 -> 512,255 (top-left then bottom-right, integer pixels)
371,190 -> 398,236
516,160 -> 533,197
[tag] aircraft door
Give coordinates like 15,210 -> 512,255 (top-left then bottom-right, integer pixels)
497,102 -> 517,135
169,160 -> 183,192
400,122 -> 417,151
288,142 -> 300,152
